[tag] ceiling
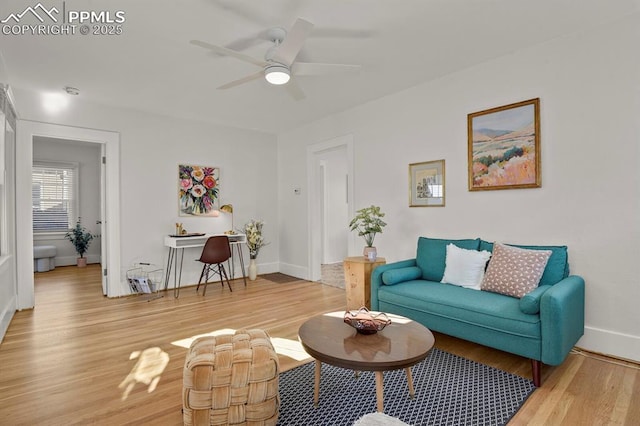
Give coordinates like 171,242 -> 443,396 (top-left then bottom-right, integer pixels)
1,0 -> 637,134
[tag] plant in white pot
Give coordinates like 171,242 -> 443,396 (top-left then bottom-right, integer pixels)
349,205 -> 387,260
64,219 -> 96,267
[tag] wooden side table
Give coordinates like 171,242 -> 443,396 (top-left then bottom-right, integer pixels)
343,256 -> 386,310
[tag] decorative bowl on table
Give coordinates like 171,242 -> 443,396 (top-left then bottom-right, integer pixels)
343,307 -> 391,334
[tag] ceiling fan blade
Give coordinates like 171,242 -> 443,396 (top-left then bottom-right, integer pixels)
311,28 -> 374,39
225,29 -> 271,52
292,62 -> 361,76
272,18 -> 314,66
190,40 -> 268,68
285,79 -> 305,101
210,0 -> 270,27
217,70 -> 264,90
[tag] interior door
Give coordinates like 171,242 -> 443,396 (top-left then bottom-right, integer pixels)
100,143 -> 108,295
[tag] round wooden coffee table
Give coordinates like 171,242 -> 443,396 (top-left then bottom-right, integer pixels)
298,311 -> 435,412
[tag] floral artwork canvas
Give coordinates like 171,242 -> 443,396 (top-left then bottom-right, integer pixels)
178,165 -> 220,216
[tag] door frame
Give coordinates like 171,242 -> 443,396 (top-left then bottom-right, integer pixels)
16,121 -> 121,308
306,134 -> 354,282
100,143 -> 108,295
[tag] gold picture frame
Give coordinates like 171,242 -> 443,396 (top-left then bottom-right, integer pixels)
409,160 -> 445,207
468,98 -> 541,191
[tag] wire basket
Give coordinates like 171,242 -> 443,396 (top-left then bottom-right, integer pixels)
127,263 -> 163,294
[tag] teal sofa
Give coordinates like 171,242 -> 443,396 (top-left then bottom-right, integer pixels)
370,237 -> 585,386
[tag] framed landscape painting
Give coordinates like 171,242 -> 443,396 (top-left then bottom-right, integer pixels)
409,160 -> 445,207
468,98 -> 541,191
178,164 -> 220,216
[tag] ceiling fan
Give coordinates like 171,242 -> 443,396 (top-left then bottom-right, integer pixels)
190,18 -> 361,100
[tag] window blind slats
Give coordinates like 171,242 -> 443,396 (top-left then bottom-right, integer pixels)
32,163 -> 77,232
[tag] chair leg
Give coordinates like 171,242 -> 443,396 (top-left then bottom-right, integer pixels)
196,264 -> 208,293
202,265 -> 214,296
217,264 -> 224,288
217,264 -> 232,292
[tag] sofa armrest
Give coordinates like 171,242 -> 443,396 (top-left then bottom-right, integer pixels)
371,259 -> 417,310
540,275 -> 585,365
519,285 -> 552,314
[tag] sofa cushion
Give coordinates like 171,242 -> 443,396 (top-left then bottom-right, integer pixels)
519,285 -> 552,314
416,237 -> 480,282
440,244 -> 492,290
382,266 -> 422,285
481,243 -> 552,298
377,280 -> 541,338
479,240 -> 569,286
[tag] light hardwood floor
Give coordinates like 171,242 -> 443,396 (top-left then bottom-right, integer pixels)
0,265 -> 638,425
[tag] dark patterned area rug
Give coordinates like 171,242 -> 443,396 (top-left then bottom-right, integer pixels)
278,348 -> 535,425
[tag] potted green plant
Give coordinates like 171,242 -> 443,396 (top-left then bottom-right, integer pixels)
349,205 -> 387,260
65,219 -> 96,267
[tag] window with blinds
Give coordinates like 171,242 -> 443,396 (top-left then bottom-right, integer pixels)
32,162 -> 78,232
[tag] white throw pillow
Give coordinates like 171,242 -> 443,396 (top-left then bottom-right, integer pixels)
440,243 -> 492,290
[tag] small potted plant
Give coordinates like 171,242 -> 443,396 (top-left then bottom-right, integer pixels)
349,205 -> 387,260
65,218 -> 96,267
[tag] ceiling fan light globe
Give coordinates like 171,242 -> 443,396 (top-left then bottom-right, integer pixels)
265,65 -> 290,85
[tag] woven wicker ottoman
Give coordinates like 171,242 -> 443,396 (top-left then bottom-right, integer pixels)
183,329 -> 280,426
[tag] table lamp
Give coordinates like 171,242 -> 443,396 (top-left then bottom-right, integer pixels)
219,204 -> 234,234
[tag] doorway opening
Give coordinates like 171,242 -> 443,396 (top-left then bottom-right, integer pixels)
16,121 -> 121,309
32,137 -> 103,294
307,135 -> 354,285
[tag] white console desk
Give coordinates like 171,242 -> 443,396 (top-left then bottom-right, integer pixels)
164,233 -> 247,297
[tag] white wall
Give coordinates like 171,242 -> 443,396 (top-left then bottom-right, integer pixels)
278,14 -> 640,361
33,137 -> 102,266
13,91 -> 278,296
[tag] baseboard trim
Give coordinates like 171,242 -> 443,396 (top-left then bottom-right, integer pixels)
53,255 -> 101,267
278,262 -> 308,280
578,326 -> 640,363
0,294 -> 16,344
253,261 -> 279,276
572,346 -> 640,367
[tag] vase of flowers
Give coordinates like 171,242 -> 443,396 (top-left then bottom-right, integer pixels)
65,219 -> 97,267
349,205 -> 387,260
241,219 -> 268,280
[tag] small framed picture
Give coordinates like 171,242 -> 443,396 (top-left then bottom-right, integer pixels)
409,160 -> 445,207
468,98 -> 541,191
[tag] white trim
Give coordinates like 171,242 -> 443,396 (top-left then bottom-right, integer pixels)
0,255 -> 16,342
0,112 -> 5,185
278,261 -> 308,280
307,135 -> 354,282
48,254 -> 101,267
16,121 -> 121,308
579,326 -> 640,362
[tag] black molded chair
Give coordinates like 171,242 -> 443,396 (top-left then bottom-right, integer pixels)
196,236 -> 232,295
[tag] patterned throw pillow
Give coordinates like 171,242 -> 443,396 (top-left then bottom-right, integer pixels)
481,243 -> 552,298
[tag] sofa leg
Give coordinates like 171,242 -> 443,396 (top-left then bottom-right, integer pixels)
531,359 -> 541,387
